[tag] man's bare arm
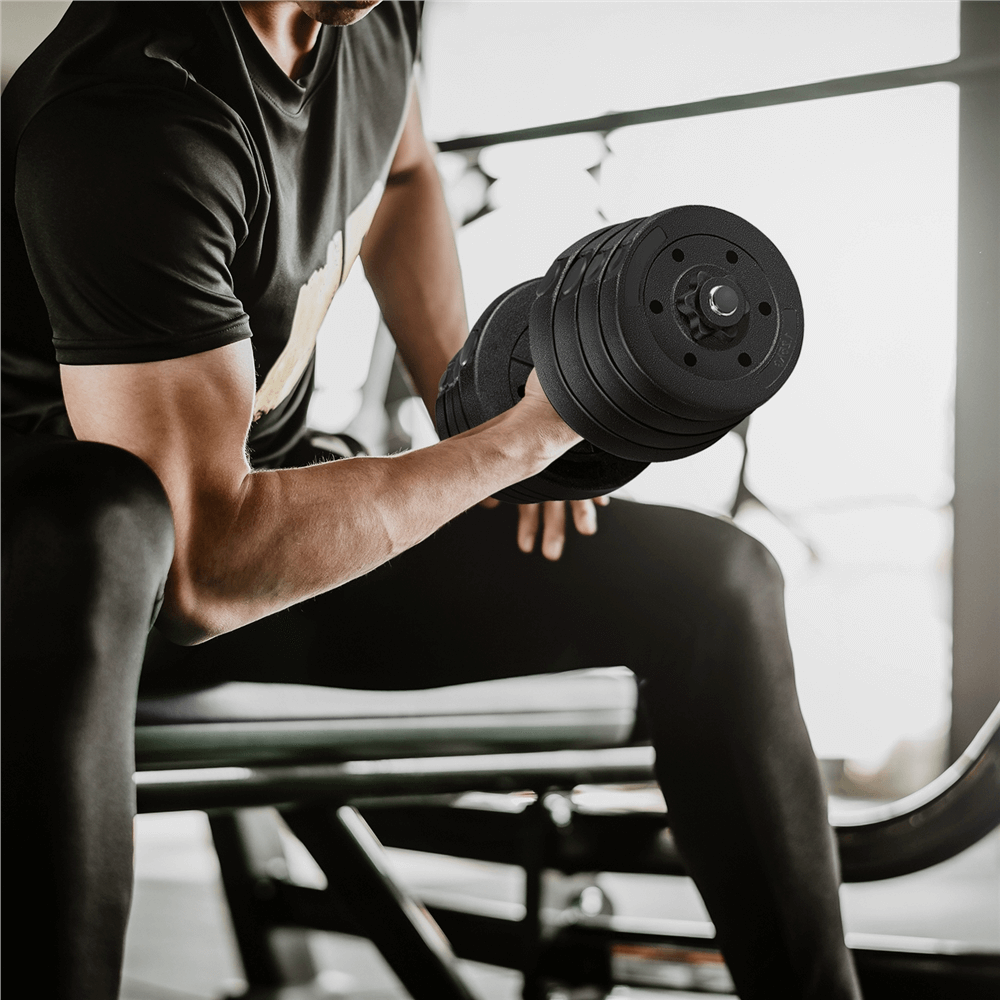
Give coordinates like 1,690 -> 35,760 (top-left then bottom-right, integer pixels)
362,94 -> 609,559
361,92 -> 467,414
62,344 -> 579,645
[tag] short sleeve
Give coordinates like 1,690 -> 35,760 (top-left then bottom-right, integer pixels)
15,86 -> 259,365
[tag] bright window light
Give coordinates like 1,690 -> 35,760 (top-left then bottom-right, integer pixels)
422,1 -> 960,140
309,259 -> 382,432
600,83 -> 959,510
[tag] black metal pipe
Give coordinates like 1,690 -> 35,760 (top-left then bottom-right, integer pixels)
282,805 -> 480,1000
434,51 -> 999,154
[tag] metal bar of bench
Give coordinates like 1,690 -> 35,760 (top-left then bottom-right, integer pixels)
135,702 -> 1000,883
282,804 -> 479,1000
207,810 -> 318,987
134,745 -> 657,813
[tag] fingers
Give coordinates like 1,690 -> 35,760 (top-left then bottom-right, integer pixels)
540,500 -> 566,561
517,503 -> 540,553
571,498 -> 598,536
515,496 -> 610,559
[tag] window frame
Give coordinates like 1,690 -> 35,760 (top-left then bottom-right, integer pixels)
432,1 -> 1000,763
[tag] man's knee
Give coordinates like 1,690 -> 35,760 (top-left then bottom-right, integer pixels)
631,509 -> 789,684
686,516 -> 791,685
711,516 -> 785,607
639,507 -> 783,606
2,439 -> 175,611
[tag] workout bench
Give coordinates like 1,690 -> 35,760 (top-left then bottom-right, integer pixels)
134,667 -> 1000,1000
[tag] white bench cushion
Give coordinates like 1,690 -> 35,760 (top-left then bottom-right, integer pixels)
135,667 -> 639,769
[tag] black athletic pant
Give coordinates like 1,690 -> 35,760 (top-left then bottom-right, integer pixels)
2,431 -> 861,999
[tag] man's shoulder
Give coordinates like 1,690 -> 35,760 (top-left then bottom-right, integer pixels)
15,83 -> 260,225
19,81 -> 251,158
2,2 -> 256,165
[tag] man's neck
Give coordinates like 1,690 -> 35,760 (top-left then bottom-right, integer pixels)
239,2 -> 323,79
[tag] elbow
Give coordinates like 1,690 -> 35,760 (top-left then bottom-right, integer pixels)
155,571 -> 236,646
155,612 -> 215,648
155,598 -> 220,648
155,475 -> 262,645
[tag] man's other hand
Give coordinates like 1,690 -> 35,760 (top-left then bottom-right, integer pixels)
517,497 -> 611,560
480,495 -> 611,561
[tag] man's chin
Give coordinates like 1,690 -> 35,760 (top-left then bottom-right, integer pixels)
295,1 -> 382,26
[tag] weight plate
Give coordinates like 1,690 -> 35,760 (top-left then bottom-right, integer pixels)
527,223 -> 654,474
533,221 -> 740,463
447,373 -> 467,435
437,268 -> 647,503
470,279 -> 538,420
551,223 -> 666,449
436,351 -> 464,436
454,365 -> 476,431
577,218 -> 732,433
586,230 -> 755,436
452,345 -> 475,430
436,278 -> 539,441
529,220 -> 639,374
596,226 -> 720,424
492,483 -> 544,504
602,206 -> 803,420
439,205 -> 801,499
642,236 -> 779,378
530,223 -> 637,448
509,418 -> 736,503
505,233 -> 653,501
555,222 -> 745,458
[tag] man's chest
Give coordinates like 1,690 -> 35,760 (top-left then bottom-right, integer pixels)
231,35 -> 412,420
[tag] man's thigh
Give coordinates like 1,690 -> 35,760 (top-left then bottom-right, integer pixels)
143,498 -> 732,693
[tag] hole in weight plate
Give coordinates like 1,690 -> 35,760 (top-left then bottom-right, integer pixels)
517,384 -> 526,398
726,250 -> 739,264
684,353 -> 697,367
672,248 -> 685,262
738,353 -> 752,367
649,300 -> 663,314
758,302 -> 772,316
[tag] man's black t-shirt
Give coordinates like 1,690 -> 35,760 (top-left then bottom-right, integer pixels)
2,1 -> 418,466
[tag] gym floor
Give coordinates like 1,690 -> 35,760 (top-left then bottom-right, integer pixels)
121,807 -> 1000,1000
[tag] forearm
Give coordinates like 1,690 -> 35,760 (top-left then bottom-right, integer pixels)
361,148 -> 467,415
161,399 -> 578,643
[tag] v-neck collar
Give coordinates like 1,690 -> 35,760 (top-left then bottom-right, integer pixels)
226,2 -> 339,117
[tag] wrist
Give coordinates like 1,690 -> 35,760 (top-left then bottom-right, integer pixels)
502,398 -> 583,467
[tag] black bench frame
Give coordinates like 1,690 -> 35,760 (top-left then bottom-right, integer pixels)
135,703 -> 1000,999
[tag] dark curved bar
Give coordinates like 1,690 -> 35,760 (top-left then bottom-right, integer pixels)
834,702 -> 1000,882
135,705 -> 1000,883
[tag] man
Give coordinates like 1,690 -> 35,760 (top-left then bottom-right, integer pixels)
1,3 -> 861,997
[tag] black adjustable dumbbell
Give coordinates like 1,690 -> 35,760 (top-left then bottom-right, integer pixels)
436,205 -> 803,503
